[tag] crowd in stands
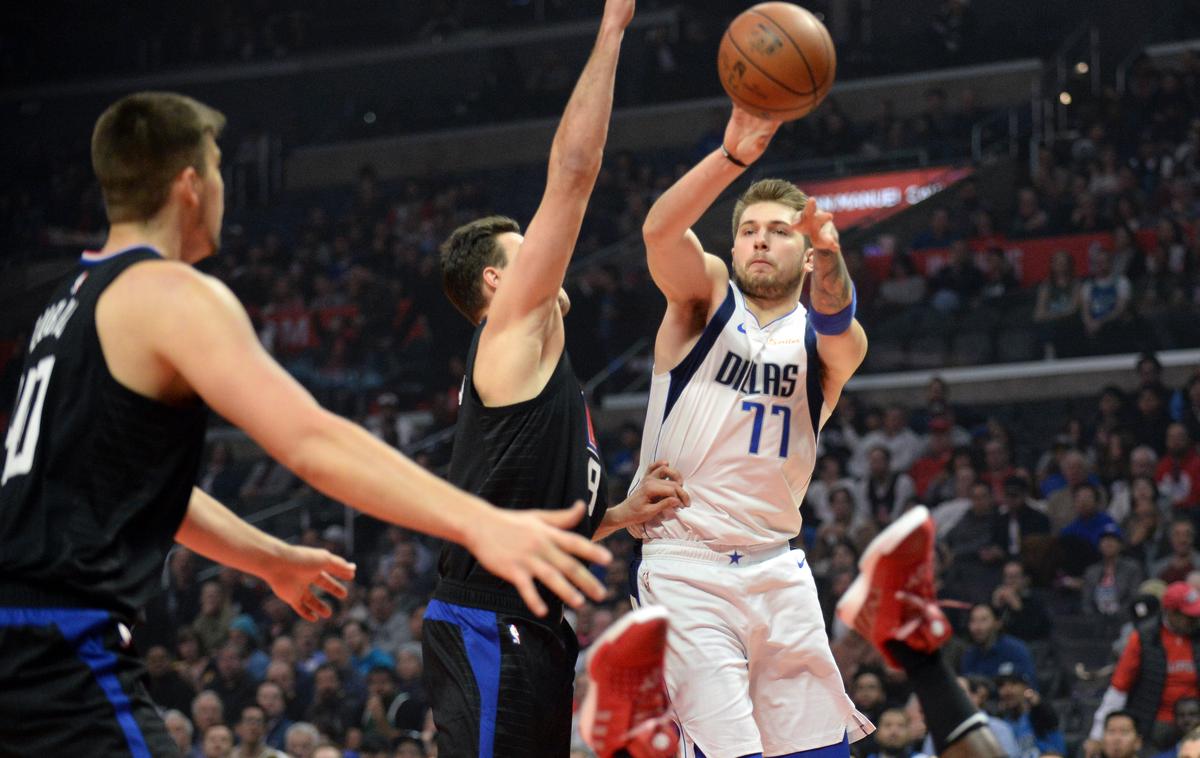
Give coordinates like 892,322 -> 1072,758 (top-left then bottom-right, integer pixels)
4,10 -> 1200,754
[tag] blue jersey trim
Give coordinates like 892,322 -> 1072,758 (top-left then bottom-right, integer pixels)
79,245 -> 163,266
695,749 -> 762,758
664,285 -> 736,422
425,600 -> 501,758
0,608 -> 152,758
804,322 -> 824,435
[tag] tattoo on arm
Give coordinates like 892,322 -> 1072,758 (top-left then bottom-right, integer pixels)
810,249 -> 853,313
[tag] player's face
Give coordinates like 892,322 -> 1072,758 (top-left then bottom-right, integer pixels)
731,201 -> 807,302
493,231 -> 571,316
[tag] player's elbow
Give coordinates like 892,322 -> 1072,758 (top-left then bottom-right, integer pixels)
549,143 -> 602,186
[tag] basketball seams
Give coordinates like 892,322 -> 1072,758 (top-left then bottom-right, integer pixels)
723,27 -> 807,100
747,8 -> 821,96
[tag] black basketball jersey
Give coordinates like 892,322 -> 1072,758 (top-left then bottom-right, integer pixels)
434,323 -> 608,617
0,247 -> 207,618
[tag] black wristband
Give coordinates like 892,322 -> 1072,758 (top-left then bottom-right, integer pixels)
721,144 -> 748,168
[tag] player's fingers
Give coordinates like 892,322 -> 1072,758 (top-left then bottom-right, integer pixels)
644,460 -> 671,478
291,595 -> 316,622
550,527 -> 612,566
511,570 -> 547,617
316,571 -> 348,599
535,500 -> 587,529
651,464 -> 683,483
303,590 -> 332,619
531,557 -> 586,609
324,553 -> 357,581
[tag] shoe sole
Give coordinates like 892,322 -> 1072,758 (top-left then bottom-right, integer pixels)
835,505 -> 930,625
580,605 -> 671,752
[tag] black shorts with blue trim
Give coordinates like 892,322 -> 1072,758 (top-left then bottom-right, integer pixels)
0,607 -> 178,758
422,596 -> 578,758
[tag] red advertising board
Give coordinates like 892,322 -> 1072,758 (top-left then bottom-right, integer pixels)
863,232 -> 1115,287
802,165 -> 974,228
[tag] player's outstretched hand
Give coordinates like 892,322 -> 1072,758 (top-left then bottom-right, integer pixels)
470,502 -> 613,617
621,460 -> 690,526
264,546 -> 356,622
724,106 -> 782,166
794,198 -> 840,254
601,0 -> 635,32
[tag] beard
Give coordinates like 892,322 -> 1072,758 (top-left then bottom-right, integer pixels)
732,262 -> 805,301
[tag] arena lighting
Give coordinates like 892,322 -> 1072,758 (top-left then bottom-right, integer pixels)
1059,91 -> 1073,105
363,111 -> 377,124
1074,61 -> 1089,75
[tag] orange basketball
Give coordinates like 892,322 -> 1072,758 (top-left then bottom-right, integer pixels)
718,2 -> 837,122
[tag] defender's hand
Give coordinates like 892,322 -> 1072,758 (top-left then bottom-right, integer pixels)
620,461 -> 690,526
264,546 -> 356,622
470,502 -> 612,617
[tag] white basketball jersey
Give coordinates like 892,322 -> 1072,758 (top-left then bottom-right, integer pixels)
630,283 -> 825,547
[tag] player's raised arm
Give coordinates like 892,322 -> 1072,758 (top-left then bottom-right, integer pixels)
642,107 -> 780,308
98,262 -> 611,617
483,0 -> 633,336
794,200 -> 867,417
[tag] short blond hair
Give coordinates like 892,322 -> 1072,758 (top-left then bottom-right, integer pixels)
731,178 -> 808,241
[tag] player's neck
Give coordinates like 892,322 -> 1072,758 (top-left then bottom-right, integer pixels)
101,218 -> 185,262
742,292 -> 799,327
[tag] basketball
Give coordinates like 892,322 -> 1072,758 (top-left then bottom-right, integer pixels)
718,2 -> 837,122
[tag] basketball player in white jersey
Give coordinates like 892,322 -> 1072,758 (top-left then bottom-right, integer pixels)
629,106 -> 872,758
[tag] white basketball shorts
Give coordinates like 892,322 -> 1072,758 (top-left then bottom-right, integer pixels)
635,540 -> 874,758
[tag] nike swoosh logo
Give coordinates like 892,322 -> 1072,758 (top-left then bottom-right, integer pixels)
737,323 -> 746,333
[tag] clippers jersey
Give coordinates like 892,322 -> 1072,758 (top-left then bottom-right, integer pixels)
630,283 -> 824,547
0,247 -> 207,618
435,323 -> 607,617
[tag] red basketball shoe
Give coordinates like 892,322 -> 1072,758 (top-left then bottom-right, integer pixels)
580,606 -> 678,758
835,506 -> 952,669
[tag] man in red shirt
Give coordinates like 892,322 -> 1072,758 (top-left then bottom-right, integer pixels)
1084,582 -> 1200,756
1157,424 -> 1200,511
910,416 -> 954,500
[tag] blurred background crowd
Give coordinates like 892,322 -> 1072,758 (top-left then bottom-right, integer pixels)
3,1 -> 1200,757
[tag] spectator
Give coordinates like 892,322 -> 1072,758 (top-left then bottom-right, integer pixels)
851,667 -> 890,727
1086,583 -> 1200,753
960,603 -> 1038,689
1061,483 -> 1120,550
1178,725 -> 1200,758
994,670 -> 1066,757
1100,711 -> 1145,758
265,660 -> 307,722
978,247 -> 1019,302
256,682 -> 293,751
909,416 -> 955,501
231,705 -> 287,758
851,405 -> 924,477
163,709 -> 195,758
1081,246 -> 1133,352
1123,482 -> 1170,573
997,475 -> 1052,559
945,483 -> 1006,602
362,664 -> 426,742
193,581 -> 234,656
945,676 -> 1022,757
1156,423 -> 1200,511
1155,698 -> 1200,758
343,619 -> 395,678
980,437 -> 1027,503
202,724 -> 235,758
1110,448 -> 1161,523
866,707 -> 931,758
1177,378 -> 1200,445
364,584 -> 412,657
928,240 -> 984,312
1134,385 -> 1175,456
146,644 -> 197,715
806,454 -> 858,525
992,560 -> 1053,641
1010,187 -> 1050,238
1152,520 -> 1200,583
857,446 -> 917,527
1033,249 -> 1083,359
877,255 -> 928,310
1043,450 -> 1099,532
912,208 -> 959,250
228,615 -> 270,682
284,722 -> 320,758
192,690 -> 225,753
305,663 -> 361,745
205,642 -> 258,720
1082,524 -> 1147,617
